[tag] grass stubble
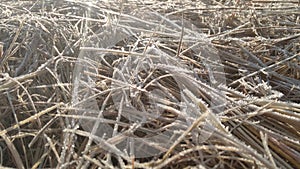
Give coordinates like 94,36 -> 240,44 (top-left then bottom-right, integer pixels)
0,0 -> 299,168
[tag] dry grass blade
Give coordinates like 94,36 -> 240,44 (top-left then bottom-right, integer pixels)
0,0 -> 299,168
0,130 -> 24,169
0,103 -> 64,136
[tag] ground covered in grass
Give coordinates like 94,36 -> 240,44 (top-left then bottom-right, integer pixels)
0,0 -> 299,168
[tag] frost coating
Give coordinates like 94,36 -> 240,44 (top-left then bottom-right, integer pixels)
72,9 -> 226,158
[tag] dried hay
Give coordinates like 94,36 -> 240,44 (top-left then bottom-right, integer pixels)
0,0 -> 299,168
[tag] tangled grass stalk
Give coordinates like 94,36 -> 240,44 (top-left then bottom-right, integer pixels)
0,0 -> 299,168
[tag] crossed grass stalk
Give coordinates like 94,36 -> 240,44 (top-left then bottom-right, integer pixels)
0,0 -> 299,168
